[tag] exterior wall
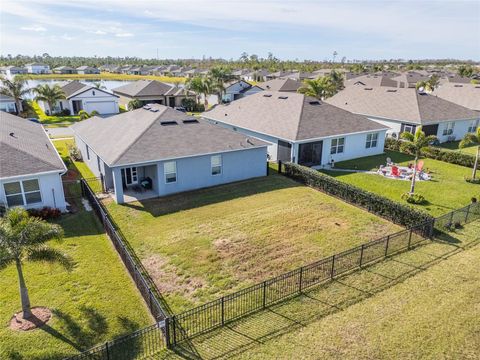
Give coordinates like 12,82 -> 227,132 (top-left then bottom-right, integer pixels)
318,130 -> 387,166
71,89 -> 119,114
436,118 -> 479,142
204,118 -> 278,160
0,172 -> 67,211
366,116 -> 404,137
155,148 -> 267,198
0,99 -> 17,113
27,65 -> 50,74
75,134 -> 107,179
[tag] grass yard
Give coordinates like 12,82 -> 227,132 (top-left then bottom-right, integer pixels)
0,210 -> 152,360
21,72 -> 186,84
327,150 -> 480,216
31,101 -> 81,126
435,141 -> 479,156
104,174 -> 401,313
180,219 -> 480,360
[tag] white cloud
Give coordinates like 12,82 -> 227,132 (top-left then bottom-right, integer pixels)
90,30 -> 107,35
20,25 -> 46,32
115,32 -> 134,37
61,33 -> 74,40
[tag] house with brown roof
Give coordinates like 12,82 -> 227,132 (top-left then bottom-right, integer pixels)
1,112 -> 67,211
72,104 -> 268,203
326,86 -> 480,142
112,80 -> 194,109
38,81 -> 119,115
203,91 -> 388,167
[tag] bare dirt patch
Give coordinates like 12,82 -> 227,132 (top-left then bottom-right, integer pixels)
9,307 -> 52,331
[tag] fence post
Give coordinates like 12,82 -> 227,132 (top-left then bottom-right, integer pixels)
299,267 -> 304,293
330,255 -> 335,279
262,281 -> 267,308
221,297 -> 225,325
465,204 -> 471,223
172,316 -> 177,346
164,317 -> 171,349
266,162 -> 269,176
359,244 -> 364,267
278,160 -> 282,174
407,229 -> 413,249
105,341 -> 110,360
384,235 -> 390,257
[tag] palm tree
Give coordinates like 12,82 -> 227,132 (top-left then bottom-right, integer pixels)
0,207 -> 70,319
208,67 -> 233,102
0,76 -> 31,114
328,70 -> 344,92
298,77 -> 337,100
400,127 -> 437,194
186,76 -> 214,108
416,74 -> 440,93
92,81 -> 106,90
33,84 -> 66,115
459,127 -> 480,180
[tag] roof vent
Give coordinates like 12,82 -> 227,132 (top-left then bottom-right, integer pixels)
454,84 -> 463,87
246,138 -> 254,145
475,86 -> 480,89
263,94 -> 272,97
364,88 -> 373,90
278,96 -> 288,99
182,119 -> 199,124
150,109 -> 159,112
143,106 -> 151,110
160,121 -> 178,126
309,101 -> 321,105
9,132 -> 16,138
386,89 -> 397,93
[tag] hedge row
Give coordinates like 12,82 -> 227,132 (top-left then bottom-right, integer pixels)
385,138 -> 476,168
283,162 -> 434,228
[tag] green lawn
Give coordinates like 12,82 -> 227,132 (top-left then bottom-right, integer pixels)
435,141 -> 479,156
328,151 -> 480,216
31,101 -> 81,125
104,174 -> 401,313
179,220 -> 480,360
0,210 -> 152,360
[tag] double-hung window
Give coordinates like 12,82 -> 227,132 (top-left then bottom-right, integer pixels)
211,155 -> 222,175
468,120 -> 479,133
403,124 -> 415,134
164,161 -> 177,183
366,133 -> 379,148
330,137 -> 345,154
442,122 -> 455,136
3,179 -> 42,207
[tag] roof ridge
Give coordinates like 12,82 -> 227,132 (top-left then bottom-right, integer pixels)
414,91 -> 423,121
111,107 -> 168,165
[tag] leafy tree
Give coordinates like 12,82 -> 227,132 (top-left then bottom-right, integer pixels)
298,77 -> 337,100
0,207 -> 70,319
416,75 -> 440,92
459,127 -> 480,180
458,65 -> 474,78
0,76 -> 31,115
33,84 -> 66,115
400,127 -> 437,194
328,70 -> 344,92
186,76 -> 214,107
208,67 -> 233,101
92,81 -> 106,90
127,99 -> 142,110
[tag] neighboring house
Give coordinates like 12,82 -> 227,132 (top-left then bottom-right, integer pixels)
0,66 -> 27,77
259,78 -> 302,92
72,104 -> 268,204
243,69 -> 269,82
223,80 -> 263,102
391,71 -> 430,88
53,66 -> 77,74
0,95 -> 19,114
112,80 -> 194,109
204,91 -> 388,167
25,63 -> 50,74
434,83 -> 480,112
38,81 -> 119,115
344,74 -> 400,88
0,112 -> 67,210
76,66 -> 100,74
265,71 -> 295,80
326,86 -> 480,142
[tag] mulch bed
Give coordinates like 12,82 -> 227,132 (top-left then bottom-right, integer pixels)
9,307 -> 52,331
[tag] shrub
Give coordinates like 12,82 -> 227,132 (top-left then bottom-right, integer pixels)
283,162 -> 434,228
385,137 -> 400,151
181,97 -> 197,112
67,143 -> 82,161
90,110 -> 99,117
128,99 -> 143,110
78,110 -> 90,120
465,177 -> 480,184
194,103 -> 205,112
28,207 -> 61,220
401,192 -> 426,204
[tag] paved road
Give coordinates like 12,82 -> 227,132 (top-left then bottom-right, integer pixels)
44,126 -> 74,138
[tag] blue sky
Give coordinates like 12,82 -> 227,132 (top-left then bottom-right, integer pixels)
1,0 -> 479,60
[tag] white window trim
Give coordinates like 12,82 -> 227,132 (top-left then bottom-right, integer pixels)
211,155 -> 222,176
403,124 -> 415,134
467,120 -> 479,133
442,122 -> 455,136
366,132 -> 379,149
3,178 -> 43,207
164,161 -> 177,184
330,137 -> 345,155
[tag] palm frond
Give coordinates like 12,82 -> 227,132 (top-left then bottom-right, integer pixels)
27,246 -> 74,271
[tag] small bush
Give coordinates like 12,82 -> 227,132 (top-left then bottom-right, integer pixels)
181,97 -> 197,112
401,192 -> 426,204
28,207 -> 61,220
385,137 -> 400,151
67,143 -> 82,161
465,177 -> 480,184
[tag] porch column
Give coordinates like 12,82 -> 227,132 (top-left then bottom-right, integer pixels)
112,167 -> 124,204
291,143 -> 299,164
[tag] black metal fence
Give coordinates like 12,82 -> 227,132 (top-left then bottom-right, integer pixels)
66,179 -> 480,359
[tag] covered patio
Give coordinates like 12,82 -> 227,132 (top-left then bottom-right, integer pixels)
111,164 -> 159,203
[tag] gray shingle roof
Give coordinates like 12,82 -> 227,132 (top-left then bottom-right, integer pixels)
259,78 -> 302,92
72,104 -> 267,166
61,81 -> 87,97
1,112 -> 66,179
112,80 -> 174,97
433,83 -> 480,112
204,91 -> 387,141
326,86 -> 480,124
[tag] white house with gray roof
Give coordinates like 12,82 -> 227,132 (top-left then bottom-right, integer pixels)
0,112 -> 67,211
326,86 -> 480,142
72,104 -> 268,204
38,81 -> 119,115
204,91 -> 388,167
